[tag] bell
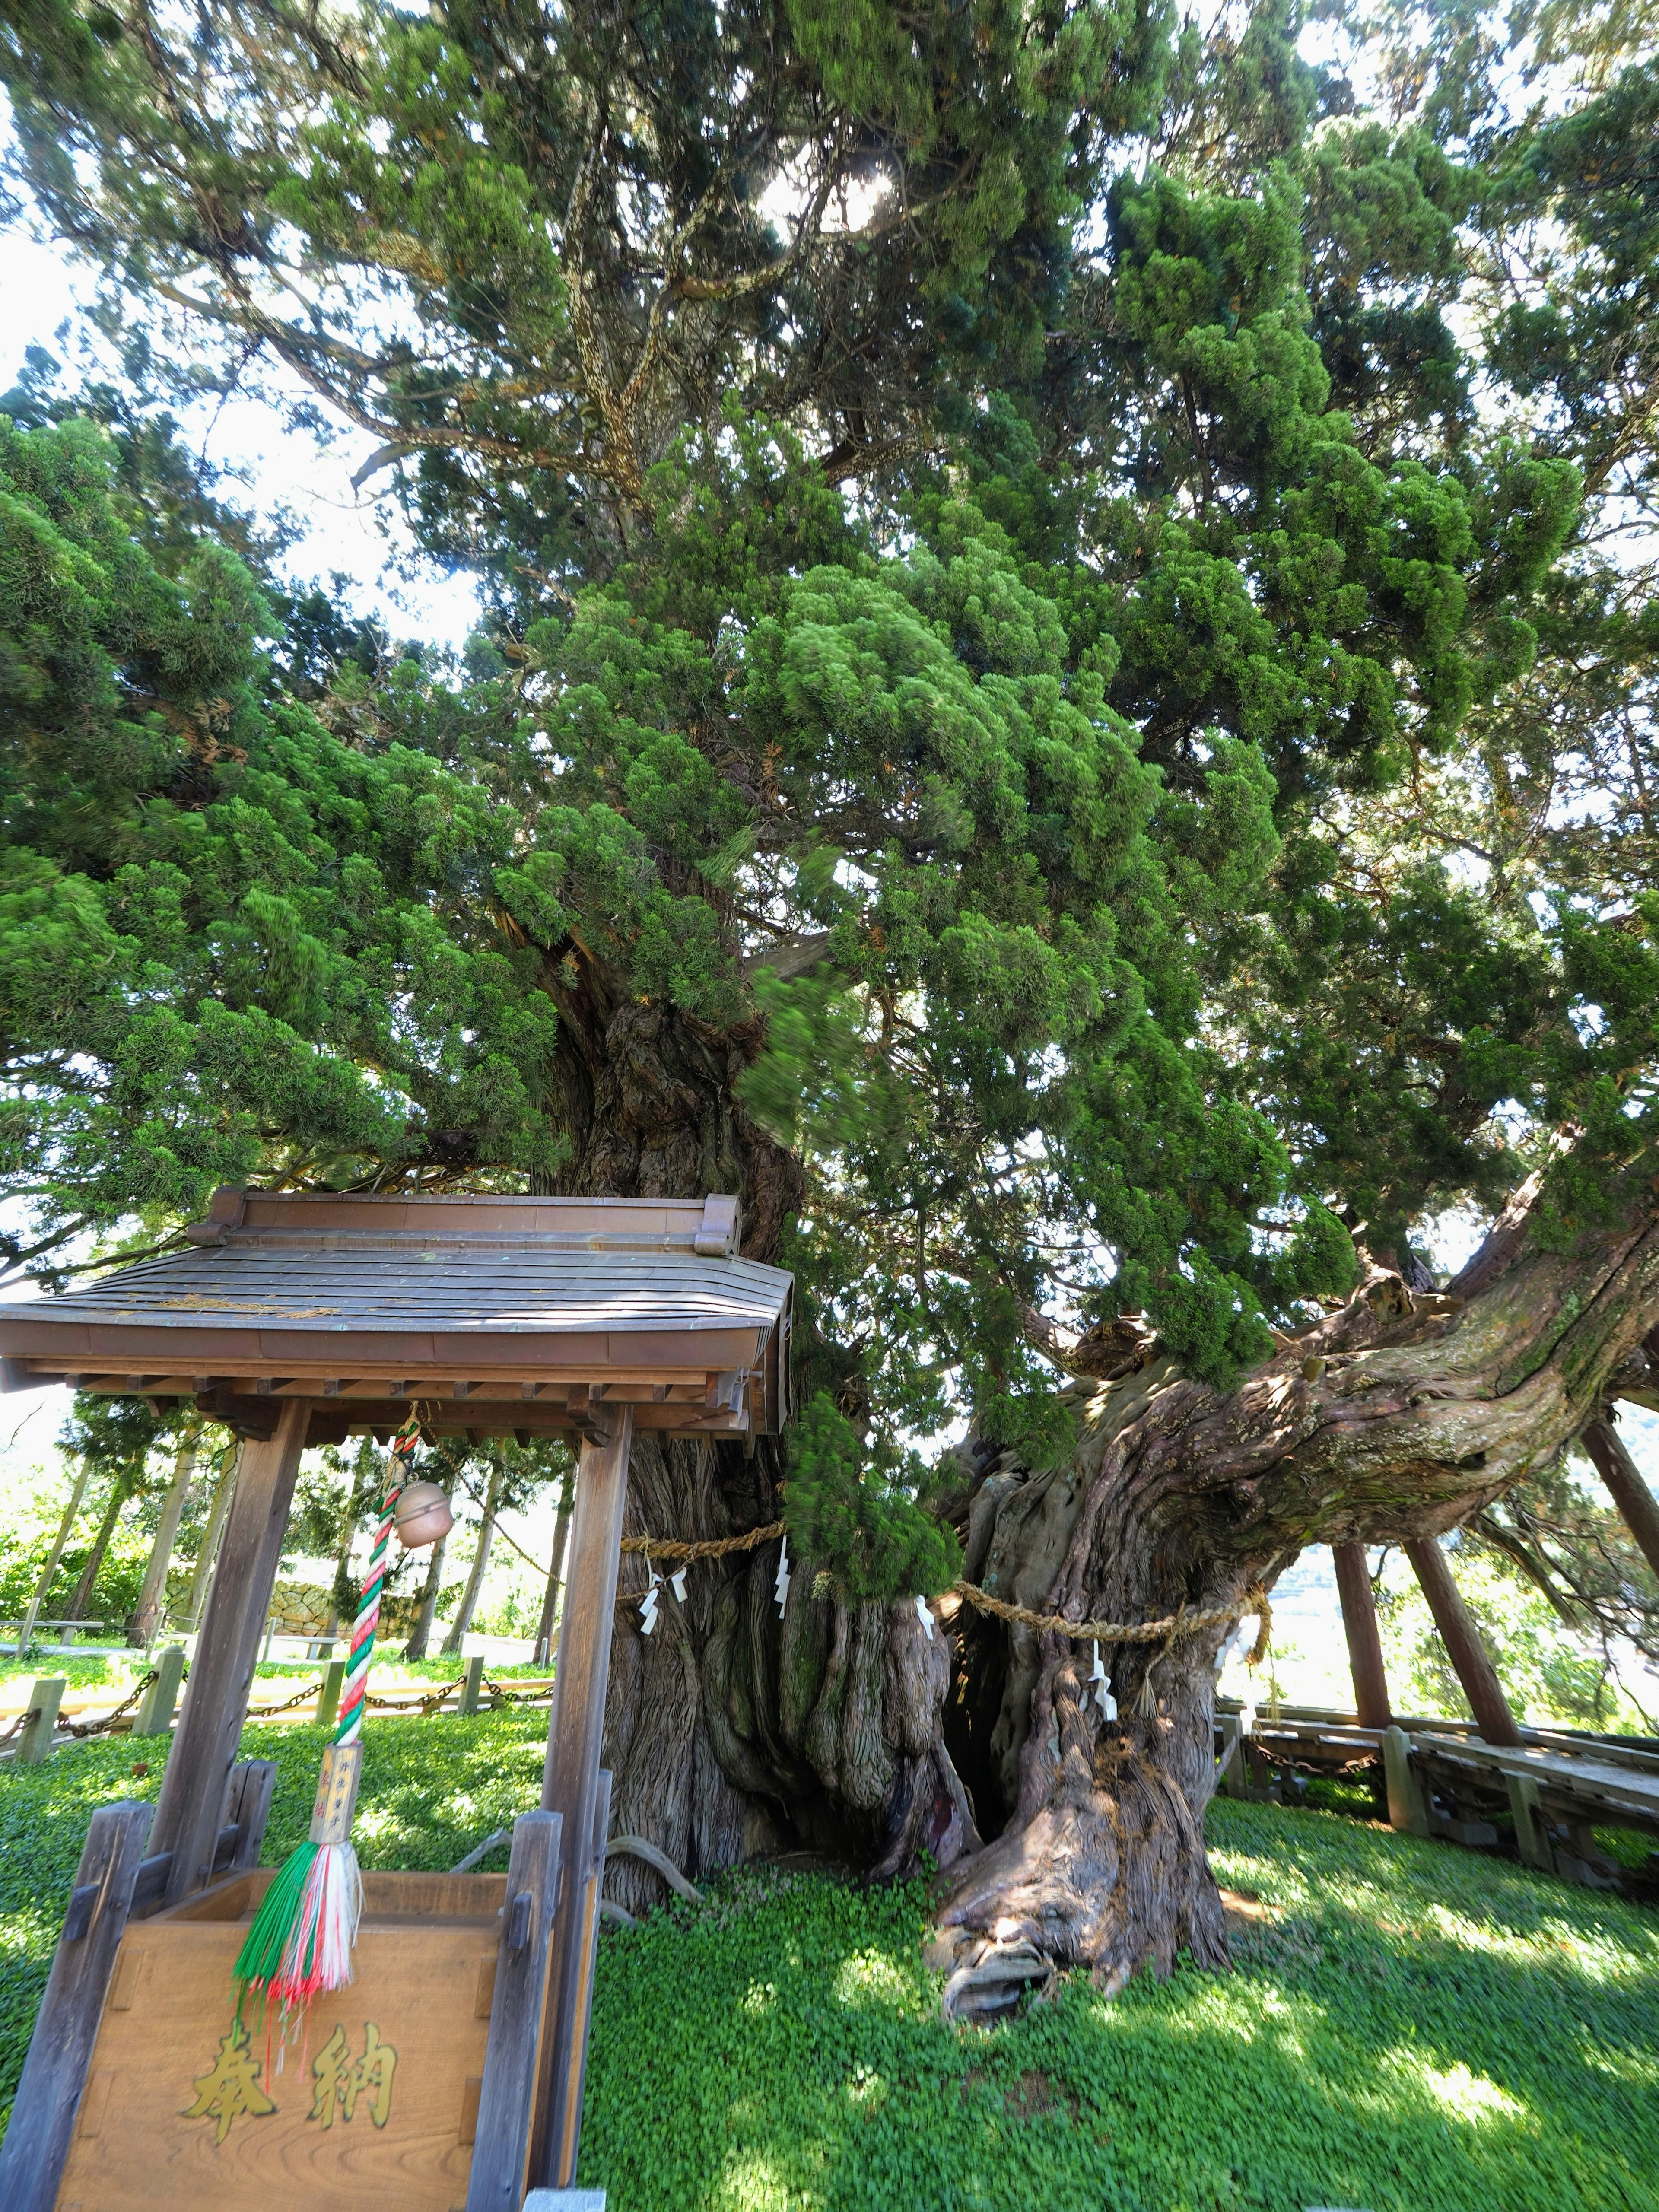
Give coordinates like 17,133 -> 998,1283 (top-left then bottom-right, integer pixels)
393,1480 -> 454,1549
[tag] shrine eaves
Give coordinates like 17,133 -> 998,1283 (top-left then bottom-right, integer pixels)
0,1190 -> 792,1450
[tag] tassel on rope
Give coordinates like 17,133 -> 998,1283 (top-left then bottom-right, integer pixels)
235,1421 -> 448,2026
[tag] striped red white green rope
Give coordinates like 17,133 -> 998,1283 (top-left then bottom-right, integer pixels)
335,1424 -> 419,1747
234,1417 -> 423,2020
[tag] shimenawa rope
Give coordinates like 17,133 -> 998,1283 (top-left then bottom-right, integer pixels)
617,1520 -> 1271,1662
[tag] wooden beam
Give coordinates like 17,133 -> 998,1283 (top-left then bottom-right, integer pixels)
528,1406 -> 634,2192
0,1799 -> 152,2211
1404,1536 -> 1522,1747
1581,1415 -> 1659,1583
1332,1543 -> 1392,1730
147,1397 -> 309,1905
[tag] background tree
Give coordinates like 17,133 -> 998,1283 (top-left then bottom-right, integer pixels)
533,1460 -> 578,1669
180,1437 -> 240,1634
2,0 -> 1659,1973
441,1436 -> 563,1654
51,1394 -> 172,1630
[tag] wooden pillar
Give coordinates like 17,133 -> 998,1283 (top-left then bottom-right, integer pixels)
528,1406 -> 634,2194
147,1397 -> 309,1906
1404,1535 -> 1522,1747
1332,1542 -> 1392,1729
1581,1415 -> 1659,1583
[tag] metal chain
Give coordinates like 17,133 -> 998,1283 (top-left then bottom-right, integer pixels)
58,1670 -> 156,1739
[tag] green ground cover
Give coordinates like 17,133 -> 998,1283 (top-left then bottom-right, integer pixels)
2,1714 -> 1655,2211
0,1652 -> 559,1704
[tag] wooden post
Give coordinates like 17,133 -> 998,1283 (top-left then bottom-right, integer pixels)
1382,1724 -> 1429,1837
316,1655 -> 346,1728
182,1439 -> 240,1634
1506,1771 -> 1553,1871
1216,1712 -> 1248,1799
555,1767 -> 611,2186
225,1756 -> 279,1873
528,1407 -> 633,2194
0,1799 -> 152,2212
461,1650 -> 486,1716
1332,1542 -> 1392,1729
132,1643 -> 186,1737
1581,1415 -> 1659,1583
464,1808 -> 564,2212
1404,1536 -> 1522,1747
17,1678 -> 64,1764
147,1397 -> 310,1906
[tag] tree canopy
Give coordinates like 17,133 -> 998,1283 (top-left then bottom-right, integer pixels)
2,0 -> 1657,1489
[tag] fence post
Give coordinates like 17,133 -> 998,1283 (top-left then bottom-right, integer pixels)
133,1646 -> 186,1738
1506,1772 -> 1553,1871
17,1679 -> 65,1764
316,1657 -> 346,1729
461,1652 -> 486,1717
1382,1725 -> 1430,1837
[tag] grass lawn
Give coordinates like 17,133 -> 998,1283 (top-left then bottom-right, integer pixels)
3,1713 -> 1656,2211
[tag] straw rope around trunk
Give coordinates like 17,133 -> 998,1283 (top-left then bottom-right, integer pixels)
617,1520 -> 1271,1664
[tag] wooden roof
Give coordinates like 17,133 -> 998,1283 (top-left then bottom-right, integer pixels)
0,1190 -> 792,1447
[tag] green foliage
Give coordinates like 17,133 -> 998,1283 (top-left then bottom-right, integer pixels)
579,1798 -> 1659,2212
0,413 -> 569,1267
5,1722 -> 1658,2206
784,1395 -> 962,1603
1376,1534 -> 1652,1731
1,0 -> 1657,1486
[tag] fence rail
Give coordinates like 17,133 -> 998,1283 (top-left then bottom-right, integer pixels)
1,1658 -> 560,1761
1213,1697 -> 1659,1897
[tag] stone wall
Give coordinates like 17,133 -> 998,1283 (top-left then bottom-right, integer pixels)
266,1578 -> 425,1638
268,1580 -> 336,1637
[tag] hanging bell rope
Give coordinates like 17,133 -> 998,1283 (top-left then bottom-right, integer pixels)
234,1423 -> 453,2024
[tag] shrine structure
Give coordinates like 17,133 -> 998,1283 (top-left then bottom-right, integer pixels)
0,1189 -> 793,2212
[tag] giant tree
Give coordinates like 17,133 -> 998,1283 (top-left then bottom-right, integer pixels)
2,0 -> 1657,1974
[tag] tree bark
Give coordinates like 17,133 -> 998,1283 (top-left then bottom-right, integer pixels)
533,1467 -> 575,1667
127,1430 -> 200,1646
1580,1414 -> 1659,1581
65,1474 -> 136,1631
538,951 -> 1659,1983
443,1456 -> 503,1655
1332,1542 -> 1392,1729
19,1459 -> 91,1650
182,1443 -> 239,1634
1404,1535 -> 1522,1745
526,950 -> 977,1913
928,1173 -> 1659,1988
402,1511 -> 451,1661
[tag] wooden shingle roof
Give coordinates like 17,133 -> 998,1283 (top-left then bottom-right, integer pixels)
0,1190 -> 792,1446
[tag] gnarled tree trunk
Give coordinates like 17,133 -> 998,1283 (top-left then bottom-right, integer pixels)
540,948 -> 978,1912
549,948 -> 1659,1973
933,1173 -> 1659,1990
